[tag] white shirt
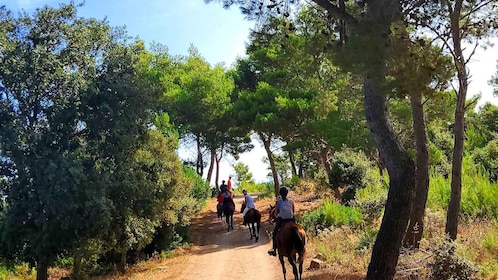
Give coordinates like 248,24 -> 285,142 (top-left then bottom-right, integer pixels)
244,193 -> 256,209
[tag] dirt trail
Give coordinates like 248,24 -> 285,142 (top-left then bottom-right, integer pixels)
127,194 -> 282,280
86,192 -> 366,280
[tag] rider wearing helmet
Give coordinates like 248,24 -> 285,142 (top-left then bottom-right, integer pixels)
268,187 -> 295,256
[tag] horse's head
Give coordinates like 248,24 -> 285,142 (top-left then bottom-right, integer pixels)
240,201 -> 246,213
269,205 -> 276,224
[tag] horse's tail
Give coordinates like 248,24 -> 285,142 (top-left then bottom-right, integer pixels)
292,225 -> 306,263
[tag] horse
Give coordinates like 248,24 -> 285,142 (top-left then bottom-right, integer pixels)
240,202 -> 261,242
216,202 -> 224,220
222,199 -> 234,232
269,204 -> 277,224
274,221 -> 306,280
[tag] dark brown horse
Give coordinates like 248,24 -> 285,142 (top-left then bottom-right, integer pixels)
240,202 -> 261,242
217,202 -> 224,220
275,221 -> 306,280
223,199 -> 234,232
269,204 -> 277,224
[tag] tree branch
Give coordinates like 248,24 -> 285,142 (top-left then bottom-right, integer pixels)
310,0 -> 358,25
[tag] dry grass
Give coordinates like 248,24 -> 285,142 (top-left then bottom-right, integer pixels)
25,182 -> 498,280
290,181 -> 498,279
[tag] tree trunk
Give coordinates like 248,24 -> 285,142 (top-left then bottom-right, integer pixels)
72,254 -> 82,279
206,148 -> 215,186
260,132 -> 280,197
362,3 -> 415,278
36,260 -> 48,280
195,136 -> 204,176
320,142 -> 341,201
404,90 -> 430,248
364,73 -> 415,279
446,0 -> 467,241
117,250 -> 127,273
215,151 -> 222,188
288,151 -> 298,177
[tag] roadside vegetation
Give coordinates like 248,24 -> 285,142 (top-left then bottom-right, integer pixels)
1,1 -> 498,280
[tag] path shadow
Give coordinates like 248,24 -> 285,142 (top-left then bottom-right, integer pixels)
187,195 -> 274,256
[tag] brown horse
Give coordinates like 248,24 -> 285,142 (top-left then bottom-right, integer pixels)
269,204 -> 277,224
240,202 -> 261,242
275,221 -> 306,280
216,202 -> 223,219
223,199 -> 234,232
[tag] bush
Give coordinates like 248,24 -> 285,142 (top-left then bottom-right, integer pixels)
183,166 -> 210,202
428,156 -> 498,220
472,140 -> 498,182
302,199 -> 363,235
428,238 -> 479,280
328,149 -> 372,204
355,228 -> 378,253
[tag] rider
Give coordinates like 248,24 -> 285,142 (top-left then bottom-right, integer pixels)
241,189 -> 256,225
221,180 -> 234,211
220,180 -> 228,194
227,176 -> 233,191
268,187 -> 295,257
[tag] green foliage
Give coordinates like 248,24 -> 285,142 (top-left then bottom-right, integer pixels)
233,162 -> 254,185
481,230 -> 498,257
302,199 -> 363,235
428,124 -> 454,176
428,157 -> 498,220
328,149 -> 372,204
355,228 -> 378,253
0,3 -> 119,271
183,166 -> 210,202
0,262 -> 36,280
238,182 -> 274,198
428,238 -> 479,280
472,139 -> 498,182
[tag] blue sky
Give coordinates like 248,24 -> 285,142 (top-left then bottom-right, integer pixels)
6,0 -> 255,67
5,0 -> 498,185
5,0 -> 270,184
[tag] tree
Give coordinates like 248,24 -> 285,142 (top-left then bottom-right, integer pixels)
207,1 -> 415,279
408,0 -> 498,240
160,46 -> 237,186
233,14 -> 351,196
386,31 -> 454,248
0,5 -> 115,279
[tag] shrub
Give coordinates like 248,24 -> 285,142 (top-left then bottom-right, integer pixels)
472,140 -> 498,182
428,238 -> 479,280
355,228 -> 378,253
183,166 -> 210,202
428,156 -> 498,220
328,149 -> 372,204
329,149 -> 370,189
481,231 -> 498,257
302,199 -> 363,235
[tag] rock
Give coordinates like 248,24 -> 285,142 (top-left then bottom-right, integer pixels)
309,258 -> 326,270
315,253 -> 327,261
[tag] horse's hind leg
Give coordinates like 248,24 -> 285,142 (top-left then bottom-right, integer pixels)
248,223 -> 253,240
288,256 -> 299,280
279,254 -> 287,280
255,222 -> 260,242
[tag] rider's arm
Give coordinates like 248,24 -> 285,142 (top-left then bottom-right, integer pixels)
291,200 -> 295,214
274,201 -> 280,218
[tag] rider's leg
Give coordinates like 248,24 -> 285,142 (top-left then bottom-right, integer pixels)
242,207 -> 249,225
268,218 -> 282,256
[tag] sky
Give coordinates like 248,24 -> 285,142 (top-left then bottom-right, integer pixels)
4,0 -> 498,185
